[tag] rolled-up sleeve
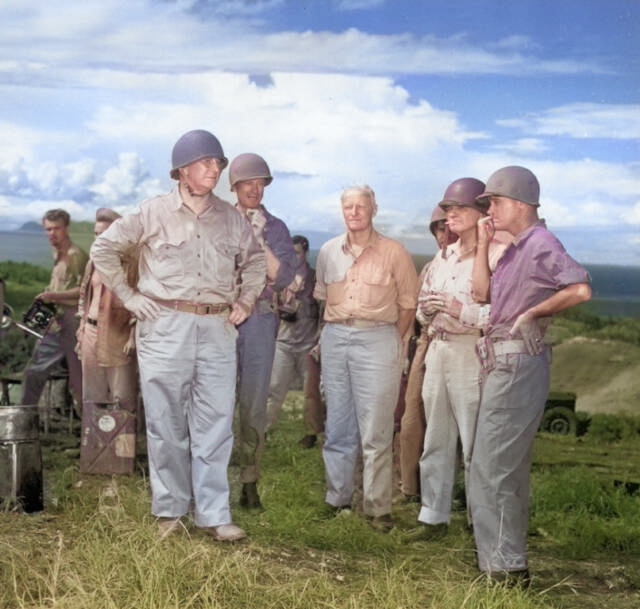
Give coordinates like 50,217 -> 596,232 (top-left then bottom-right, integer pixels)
393,245 -> 418,311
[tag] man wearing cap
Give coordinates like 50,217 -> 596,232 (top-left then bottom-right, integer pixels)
229,153 -> 297,510
396,205 -> 456,503
470,166 -> 591,584
266,234 -> 320,430
414,179 -> 507,536
314,185 -> 418,530
76,208 -> 139,446
22,209 -> 88,409
91,130 -> 266,541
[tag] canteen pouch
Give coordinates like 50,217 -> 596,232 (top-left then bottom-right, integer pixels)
476,336 -> 496,377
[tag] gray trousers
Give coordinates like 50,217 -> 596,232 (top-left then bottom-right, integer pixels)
22,309 -> 82,407
266,341 -> 311,428
236,308 -> 279,483
469,347 -> 551,573
136,310 -> 237,528
320,323 -> 402,517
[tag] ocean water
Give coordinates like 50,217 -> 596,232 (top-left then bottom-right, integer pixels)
0,230 -> 56,268
2,230 -> 639,318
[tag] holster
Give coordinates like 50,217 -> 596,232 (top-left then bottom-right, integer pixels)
476,336 -> 496,376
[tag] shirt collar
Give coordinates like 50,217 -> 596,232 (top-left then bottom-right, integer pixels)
340,228 -> 380,256
511,219 -> 547,247
172,187 -> 224,215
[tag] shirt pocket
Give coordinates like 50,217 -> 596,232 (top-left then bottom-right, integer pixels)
149,238 -> 187,283
361,265 -> 391,306
210,240 -> 243,291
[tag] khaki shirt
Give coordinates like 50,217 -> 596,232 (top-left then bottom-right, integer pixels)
48,242 -> 88,297
417,238 -> 506,334
314,230 -> 418,324
91,189 -> 267,311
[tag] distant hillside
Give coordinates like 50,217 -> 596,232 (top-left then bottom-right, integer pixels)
550,337 -> 640,415
18,221 -> 43,232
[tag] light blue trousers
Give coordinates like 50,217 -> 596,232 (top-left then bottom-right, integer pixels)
320,323 -> 402,517
469,347 -> 551,572
136,310 -> 237,527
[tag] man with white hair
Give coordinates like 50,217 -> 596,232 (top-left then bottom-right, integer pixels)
314,185 -> 418,530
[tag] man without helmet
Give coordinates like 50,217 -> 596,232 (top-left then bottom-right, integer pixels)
470,166 -> 591,585
91,130 -> 266,541
22,209 -> 88,410
314,185 -> 417,530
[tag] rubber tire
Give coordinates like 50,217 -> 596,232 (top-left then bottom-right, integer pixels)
540,406 -> 577,435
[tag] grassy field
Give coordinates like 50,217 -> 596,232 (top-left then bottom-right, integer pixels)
2,260 -> 639,607
1,391 -> 639,609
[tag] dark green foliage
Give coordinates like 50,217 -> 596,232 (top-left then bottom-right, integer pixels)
0,260 -> 50,286
575,411 -> 592,436
588,413 -> 640,443
556,307 -> 640,345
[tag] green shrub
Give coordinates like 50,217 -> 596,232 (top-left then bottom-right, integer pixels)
0,260 -> 50,285
575,411 -> 591,436
553,308 -> 640,346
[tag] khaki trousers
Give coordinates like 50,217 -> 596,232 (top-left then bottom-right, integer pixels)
398,337 -> 429,496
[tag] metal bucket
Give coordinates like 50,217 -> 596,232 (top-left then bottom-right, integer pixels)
0,405 -> 43,512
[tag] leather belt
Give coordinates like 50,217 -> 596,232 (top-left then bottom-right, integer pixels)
87,317 -> 98,326
156,300 -> 231,316
330,319 -> 392,329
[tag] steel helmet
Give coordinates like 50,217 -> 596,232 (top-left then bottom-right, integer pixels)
477,166 -> 540,207
438,178 -> 487,212
170,130 -> 228,180
229,153 -> 273,189
429,206 -> 447,237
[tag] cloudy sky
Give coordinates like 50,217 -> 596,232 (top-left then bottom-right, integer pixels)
1,0 -> 638,265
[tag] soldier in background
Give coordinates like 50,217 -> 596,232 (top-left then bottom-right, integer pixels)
22,209 -> 88,409
266,234 -> 320,430
76,208 -> 139,431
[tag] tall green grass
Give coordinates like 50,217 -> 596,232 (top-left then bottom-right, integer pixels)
1,399 -> 639,608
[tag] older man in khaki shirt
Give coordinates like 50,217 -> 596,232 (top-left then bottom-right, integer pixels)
91,130 -> 266,542
314,185 -> 417,530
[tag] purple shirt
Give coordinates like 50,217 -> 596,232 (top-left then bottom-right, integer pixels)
488,221 -> 590,340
